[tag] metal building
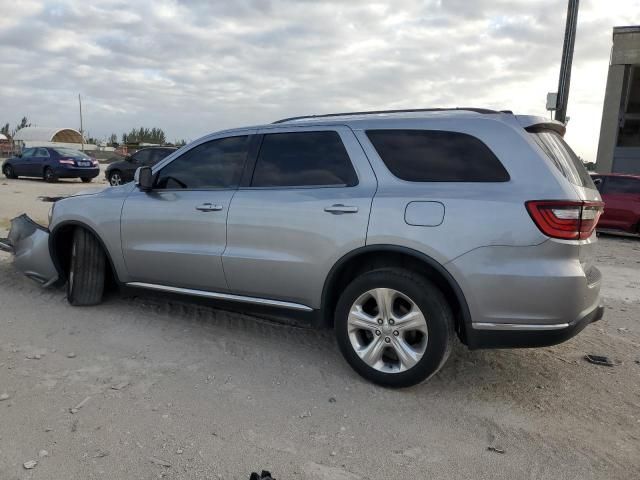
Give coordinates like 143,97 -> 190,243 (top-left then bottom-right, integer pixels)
596,26 -> 640,173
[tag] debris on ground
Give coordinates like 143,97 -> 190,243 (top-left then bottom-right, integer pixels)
250,470 -> 276,480
25,353 -> 42,360
328,397 -> 336,403
487,446 -> 505,454
23,460 -> 38,469
0,393 -> 10,401
149,457 -> 172,467
38,195 -> 68,203
67,352 -> 77,358
70,396 -> 92,414
584,354 -> 616,367
38,449 -> 49,458
299,410 -> 312,418
111,382 -> 129,391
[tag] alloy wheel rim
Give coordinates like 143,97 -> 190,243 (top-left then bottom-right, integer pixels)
347,288 -> 428,373
110,173 -> 122,186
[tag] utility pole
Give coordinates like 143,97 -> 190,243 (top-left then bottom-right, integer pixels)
79,94 -> 84,151
554,0 -> 579,124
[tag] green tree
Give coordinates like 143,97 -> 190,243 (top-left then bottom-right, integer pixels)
1,123 -> 9,137
122,126 -> 167,144
14,116 -> 31,134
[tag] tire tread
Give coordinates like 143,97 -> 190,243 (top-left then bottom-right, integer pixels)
67,228 -> 105,306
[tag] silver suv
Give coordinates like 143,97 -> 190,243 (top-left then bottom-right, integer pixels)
1,108 -> 604,387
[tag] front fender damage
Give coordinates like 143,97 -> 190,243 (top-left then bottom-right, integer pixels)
0,214 -> 59,287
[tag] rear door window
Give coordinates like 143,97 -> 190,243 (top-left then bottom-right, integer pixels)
365,130 -> 509,182
603,177 -> 640,194
251,131 -> 357,187
528,130 -> 595,188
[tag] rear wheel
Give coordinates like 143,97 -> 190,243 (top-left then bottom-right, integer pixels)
3,164 -> 17,179
67,228 -> 106,306
81,177 -> 92,183
43,167 -> 57,183
108,170 -> 123,186
335,268 -> 454,388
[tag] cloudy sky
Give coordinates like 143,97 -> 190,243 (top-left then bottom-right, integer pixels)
1,0 -> 639,161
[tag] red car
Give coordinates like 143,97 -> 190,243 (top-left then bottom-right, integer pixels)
591,173 -> 640,234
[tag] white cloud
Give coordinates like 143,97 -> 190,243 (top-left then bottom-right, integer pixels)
0,0 -> 638,159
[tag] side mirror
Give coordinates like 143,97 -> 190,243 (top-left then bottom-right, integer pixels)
135,166 -> 153,191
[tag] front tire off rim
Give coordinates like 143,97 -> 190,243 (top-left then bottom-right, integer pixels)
347,288 -> 428,373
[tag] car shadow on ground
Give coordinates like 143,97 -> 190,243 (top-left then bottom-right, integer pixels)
108,287 -> 569,403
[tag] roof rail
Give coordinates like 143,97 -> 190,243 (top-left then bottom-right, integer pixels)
272,107 -> 502,124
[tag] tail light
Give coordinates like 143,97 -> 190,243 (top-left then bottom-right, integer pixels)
58,158 -> 75,165
526,200 -> 604,240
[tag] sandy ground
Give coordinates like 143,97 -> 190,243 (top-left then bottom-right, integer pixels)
0,175 -> 639,480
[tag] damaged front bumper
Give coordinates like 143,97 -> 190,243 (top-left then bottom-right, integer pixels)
0,214 -> 59,286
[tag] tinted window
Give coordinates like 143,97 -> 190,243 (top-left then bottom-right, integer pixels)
366,130 -> 509,182
529,130 -> 594,188
21,148 -> 36,158
591,175 -> 604,192
155,136 -> 249,189
53,148 -> 89,159
36,148 -> 49,157
603,177 -> 640,194
132,149 -> 152,164
251,131 -> 357,187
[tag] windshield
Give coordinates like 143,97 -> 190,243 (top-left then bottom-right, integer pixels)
529,129 -> 595,189
53,148 -> 91,159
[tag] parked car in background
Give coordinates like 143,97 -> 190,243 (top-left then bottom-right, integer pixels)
591,173 -> 640,234
1,108 -> 604,387
2,147 -> 99,183
105,146 -> 177,186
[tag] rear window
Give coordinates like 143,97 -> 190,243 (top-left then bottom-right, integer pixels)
529,130 -> 595,188
53,148 -> 90,159
365,130 -> 509,182
603,176 -> 640,194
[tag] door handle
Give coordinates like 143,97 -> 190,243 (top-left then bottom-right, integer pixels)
195,203 -> 223,212
324,204 -> 358,215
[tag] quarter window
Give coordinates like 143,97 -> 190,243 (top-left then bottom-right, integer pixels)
251,131 -> 357,187
155,136 -> 249,189
366,130 -> 509,182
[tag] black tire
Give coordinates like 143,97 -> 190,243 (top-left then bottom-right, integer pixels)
67,228 -> 106,306
44,167 -> 57,183
81,177 -> 92,183
3,164 -> 17,179
335,268 -> 455,388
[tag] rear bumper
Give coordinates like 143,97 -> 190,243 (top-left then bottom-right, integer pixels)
54,166 -> 100,178
0,214 -> 58,286
466,303 -> 604,349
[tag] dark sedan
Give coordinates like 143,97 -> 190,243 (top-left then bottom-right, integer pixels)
2,147 -> 100,183
105,146 -> 176,186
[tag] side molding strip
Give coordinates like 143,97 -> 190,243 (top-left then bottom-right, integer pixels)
472,322 -> 569,331
126,282 -> 314,312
